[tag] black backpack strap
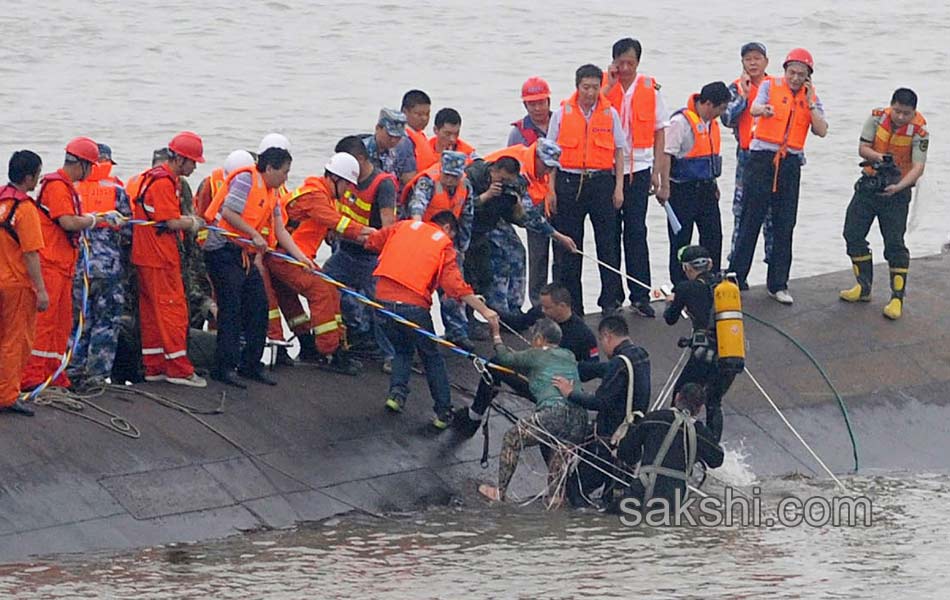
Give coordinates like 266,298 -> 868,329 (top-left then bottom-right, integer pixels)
1,199 -> 21,244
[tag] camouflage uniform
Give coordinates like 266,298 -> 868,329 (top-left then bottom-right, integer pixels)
177,178 -> 214,328
465,159 -> 554,315
69,185 -> 132,384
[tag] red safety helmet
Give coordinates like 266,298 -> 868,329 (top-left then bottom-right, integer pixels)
783,48 -> 814,73
521,76 -> 551,102
65,136 -> 100,163
168,131 -> 206,163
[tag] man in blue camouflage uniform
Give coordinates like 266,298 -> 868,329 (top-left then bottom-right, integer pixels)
465,140 -> 576,319
721,42 -> 774,271
407,150 -> 476,350
69,144 -> 132,387
362,108 -> 414,183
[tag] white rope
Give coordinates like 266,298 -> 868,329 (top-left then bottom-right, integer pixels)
572,248 -> 664,299
651,349 -> 690,412
745,368 -> 848,492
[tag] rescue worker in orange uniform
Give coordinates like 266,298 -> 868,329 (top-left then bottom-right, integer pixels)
728,48 -> 829,305
274,150 -> 374,374
395,89 -> 434,187
659,82 -> 732,285
840,88 -> 928,320
1,150 -> 48,416
547,63 -> 627,316
322,135 -> 397,360
604,38 -> 669,317
20,138 -> 100,391
403,150 -> 477,350
203,135 -> 319,387
127,132 -> 208,388
365,211 -> 499,430
68,143 -> 132,388
721,42 -> 774,268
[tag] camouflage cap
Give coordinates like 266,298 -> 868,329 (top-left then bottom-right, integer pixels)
377,108 -> 408,137
440,150 -> 467,177
535,138 -> 562,168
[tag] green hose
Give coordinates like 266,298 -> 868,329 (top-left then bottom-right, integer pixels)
743,311 -> 860,472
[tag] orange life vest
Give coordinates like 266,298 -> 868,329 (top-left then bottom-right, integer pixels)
604,74 -> 658,150
732,75 -> 769,150
0,184 -> 31,244
127,165 -> 178,221
752,77 -> 813,151
338,171 -> 397,227
483,142 -> 550,206
203,166 -> 279,250
195,167 -> 227,216
399,164 -> 469,220
557,91 -> 616,171
373,220 -> 453,298
424,137 -> 476,172
76,163 -> 122,226
865,107 -> 927,178
36,170 -> 82,255
670,95 -> 722,182
406,127 -> 438,173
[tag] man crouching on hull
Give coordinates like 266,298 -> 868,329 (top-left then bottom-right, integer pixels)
610,383 -> 723,513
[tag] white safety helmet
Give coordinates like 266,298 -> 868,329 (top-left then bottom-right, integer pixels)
325,152 -> 360,184
258,133 -> 291,154
223,149 -> 255,176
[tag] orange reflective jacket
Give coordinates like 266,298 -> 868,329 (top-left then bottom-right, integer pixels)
280,175 -> 362,257
557,91 -> 616,171
374,220 -> 452,298
338,171 -> 397,227
752,77 -> 813,151
483,142 -> 549,205
865,107 -> 927,178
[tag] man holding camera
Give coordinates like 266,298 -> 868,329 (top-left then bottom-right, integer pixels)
840,88 -> 928,320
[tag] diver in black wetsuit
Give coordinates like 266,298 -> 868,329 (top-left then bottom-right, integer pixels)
663,245 -> 737,443
612,383 -> 724,511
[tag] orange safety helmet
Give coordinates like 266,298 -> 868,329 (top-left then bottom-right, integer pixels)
521,76 -> 551,102
168,131 -> 206,163
65,136 -> 100,163
783,48 -> 814,73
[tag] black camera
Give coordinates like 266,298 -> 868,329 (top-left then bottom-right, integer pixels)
856,154 -> 902,194
500,182 -> 522,198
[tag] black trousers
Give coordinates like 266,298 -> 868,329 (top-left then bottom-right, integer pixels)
728,151 -> 802,293
667,179 -> 722,285
618,169 -> 653,304
205,244 -> 267,375
673,355 -> 736,444
551,171 -> 622,315
842,186 -> 911,268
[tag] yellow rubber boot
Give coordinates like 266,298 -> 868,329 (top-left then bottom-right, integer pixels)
839,256 -> 872,302
883,298 -> 902,320
883,267 -> 907,320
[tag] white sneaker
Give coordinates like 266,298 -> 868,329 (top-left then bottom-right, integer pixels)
769,290 -> 794,305
144,374 -> 166,382
166,373 -> 208,388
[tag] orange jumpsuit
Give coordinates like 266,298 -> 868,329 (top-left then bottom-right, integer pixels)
276,177 -> 364,354
0,186 -> 45,405
20,170 -> 82,389
129,165 -> 195,379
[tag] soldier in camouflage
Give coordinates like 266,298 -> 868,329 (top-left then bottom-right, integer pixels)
69,144 -> 132,387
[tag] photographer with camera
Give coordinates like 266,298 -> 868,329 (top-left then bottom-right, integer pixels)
840,88 -> 928,320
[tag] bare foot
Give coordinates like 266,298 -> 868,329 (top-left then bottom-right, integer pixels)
478,483 -> 503,502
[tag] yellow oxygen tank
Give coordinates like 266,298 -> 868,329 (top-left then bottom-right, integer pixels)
714,273 -> 745,374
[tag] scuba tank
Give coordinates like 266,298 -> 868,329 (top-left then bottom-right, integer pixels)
713,272 -> 745,375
